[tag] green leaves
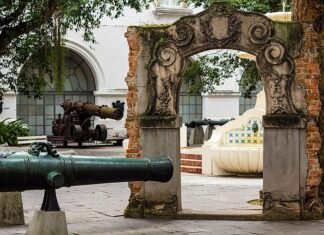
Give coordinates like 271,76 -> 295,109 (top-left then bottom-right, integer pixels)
183,0 -> 290,13
0,0 -> 153,97
0,119 -> 30,146
182,51 -> 261,97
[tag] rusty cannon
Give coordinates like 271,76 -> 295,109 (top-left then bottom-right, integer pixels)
51,99 -> 124,146
0,142 -> 173,211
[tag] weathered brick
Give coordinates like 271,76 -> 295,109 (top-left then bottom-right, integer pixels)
294,22 -> 322,199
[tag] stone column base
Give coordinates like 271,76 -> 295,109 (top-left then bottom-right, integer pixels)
27,210 -> 68,235
124,198 -> 144,218
125,195 -> 179,219
302,198 -> 323,220
263,200 -> 301,221
0,192 -> 24,226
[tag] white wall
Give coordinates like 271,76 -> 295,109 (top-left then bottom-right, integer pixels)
202,92 -> 240,119
0,92 -> 17,120
65,4 -> 198,91
200,66 -> 241,120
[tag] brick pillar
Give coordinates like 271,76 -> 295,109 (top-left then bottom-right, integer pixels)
124,28 -> 145,218
295,22 -> 323,218
317,15 -> 324,210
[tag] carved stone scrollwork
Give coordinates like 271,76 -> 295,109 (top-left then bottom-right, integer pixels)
155,77 -> 172,116
268,73 -> 290,114
200,13 -> 241,46
264,40 -> 286,65
156,44 -> 177,67
228,14 -> 242,42
147,41 -> 184,116
200,14 -> 213,39
257,39 -> 299,115
172,23 -> 194,47
248,22 -> 273,44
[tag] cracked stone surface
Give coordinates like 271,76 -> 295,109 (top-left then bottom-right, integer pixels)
0,146 -> 323,234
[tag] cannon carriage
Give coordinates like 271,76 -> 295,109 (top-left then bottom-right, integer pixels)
51,100 -> 123,146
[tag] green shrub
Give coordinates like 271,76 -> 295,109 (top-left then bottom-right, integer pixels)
0,119 -> 30,146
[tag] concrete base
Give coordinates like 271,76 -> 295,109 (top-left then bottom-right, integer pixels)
0,192 -> 24,226
140,116 -> 182,213
189,126 -> 204,146
27,210 -> 68,235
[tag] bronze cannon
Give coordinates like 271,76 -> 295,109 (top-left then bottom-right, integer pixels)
51,99 -> 123,146
0,142 -> 173,211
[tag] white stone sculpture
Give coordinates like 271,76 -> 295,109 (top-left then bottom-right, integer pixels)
202,90 -> 266,175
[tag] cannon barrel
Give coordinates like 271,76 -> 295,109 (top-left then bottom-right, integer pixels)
185,119 -> 233,128
206,119 -> 232,126
185,120 -> 208,128
83,103 -> 123,120
0,143 -> 173,192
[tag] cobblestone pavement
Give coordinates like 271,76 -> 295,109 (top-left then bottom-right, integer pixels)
0,146 -> 324,234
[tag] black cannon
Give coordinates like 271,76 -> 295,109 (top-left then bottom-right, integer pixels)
0,142 -> 173,211
185,120 -> 208,128
185,119 -> 233,145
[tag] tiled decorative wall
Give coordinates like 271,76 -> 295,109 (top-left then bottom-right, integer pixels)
224,118 -> 263,146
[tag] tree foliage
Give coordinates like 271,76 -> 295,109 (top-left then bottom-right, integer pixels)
185,0 -> 288,13
0,0 -> 152,97
182,0 -> 291,96
0,119 -> 30,145
183,51 -> 259,97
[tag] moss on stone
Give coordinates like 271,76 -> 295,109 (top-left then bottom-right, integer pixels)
264,201 -> 301,221
124,198 -> 144,218
274,21 -> 303,58
140,115 -> 177,121
124,196 -> 179,219
139,115 -> 180,128
143,195 -> 179,219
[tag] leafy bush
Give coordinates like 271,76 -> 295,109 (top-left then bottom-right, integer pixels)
0,119 -> 30,146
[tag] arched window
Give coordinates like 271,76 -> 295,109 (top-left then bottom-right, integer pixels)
179,82 -> 202,124
17,49 -> 96,135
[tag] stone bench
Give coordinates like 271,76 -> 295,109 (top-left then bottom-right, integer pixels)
202,90 -> 265,175
17,136 -> 48,146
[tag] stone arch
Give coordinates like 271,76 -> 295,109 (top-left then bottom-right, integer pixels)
144,3 -> 305,117
125,2 -> 318,220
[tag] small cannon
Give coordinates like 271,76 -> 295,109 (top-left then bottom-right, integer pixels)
51,99 -> 124,146
185,120 -> 208,128
185,119 -> 233,145
0,142 -> 173,211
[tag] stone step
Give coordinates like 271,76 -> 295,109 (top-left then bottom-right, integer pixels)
181,159 -> 202,167
180,153 -> 202,160
181,166 -> 202,174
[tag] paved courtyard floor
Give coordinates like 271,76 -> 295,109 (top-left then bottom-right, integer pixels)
0,146 -> 324,234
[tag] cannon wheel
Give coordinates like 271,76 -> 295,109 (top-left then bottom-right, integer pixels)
95,124 -> 108,141
71,125 -> 83,144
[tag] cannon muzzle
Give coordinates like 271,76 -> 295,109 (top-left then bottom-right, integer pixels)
0,142 -> 173,192
83,103 -> 123,120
